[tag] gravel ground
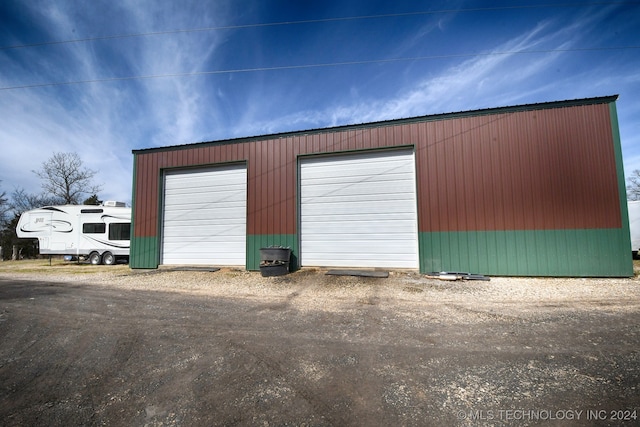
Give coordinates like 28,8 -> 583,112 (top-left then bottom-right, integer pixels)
1,260 -> 639,315
1,260 -> 639,329
1,260 -> 639,426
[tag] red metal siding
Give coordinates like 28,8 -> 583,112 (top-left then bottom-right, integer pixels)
248,137 -> 297,236
135,150 -> 158,238
416,103 -> 620,232
133,100 -> 621,240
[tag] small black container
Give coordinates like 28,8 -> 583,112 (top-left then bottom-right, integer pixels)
259,261 -> 290,277
259,247 -> 292,277
259,247 -> 291,263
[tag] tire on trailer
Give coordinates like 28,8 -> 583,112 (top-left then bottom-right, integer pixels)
89,252 -> 102,265
102,251 -> 116,265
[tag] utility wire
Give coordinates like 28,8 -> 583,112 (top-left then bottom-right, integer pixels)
1,45 -> 638,91
1,1 -> 639,51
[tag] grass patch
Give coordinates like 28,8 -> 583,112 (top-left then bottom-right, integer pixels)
0,259 -> 129,275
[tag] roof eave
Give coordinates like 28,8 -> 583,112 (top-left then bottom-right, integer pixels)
132,94 -> 619,155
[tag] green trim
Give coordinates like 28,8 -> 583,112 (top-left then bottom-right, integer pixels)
130,236 -> 160,269
419,229 -> 633,277
157,167 -> 165,253
610,102 -> 633,255
247,234 -> 298,271
130,154 -> 138,266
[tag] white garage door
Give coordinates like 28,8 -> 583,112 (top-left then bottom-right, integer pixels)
300,149 -> 419,268
162,164 -> 247,266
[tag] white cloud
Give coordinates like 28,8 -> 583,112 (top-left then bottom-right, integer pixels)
1,1 -> 638,206
0,1 -> 234,204
234,19 -> 563,134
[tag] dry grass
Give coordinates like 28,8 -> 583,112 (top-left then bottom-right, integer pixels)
0,259 -> 130,275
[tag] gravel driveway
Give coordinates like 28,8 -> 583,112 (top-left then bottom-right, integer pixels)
0,261 -> 639,426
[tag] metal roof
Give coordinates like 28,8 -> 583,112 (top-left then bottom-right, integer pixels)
132,94 -> 619,154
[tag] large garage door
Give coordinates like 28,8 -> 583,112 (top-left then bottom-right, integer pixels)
162,164 -> 247,266
300,149 -> 418,268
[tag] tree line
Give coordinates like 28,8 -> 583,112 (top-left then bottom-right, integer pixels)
0,152 -> 102,260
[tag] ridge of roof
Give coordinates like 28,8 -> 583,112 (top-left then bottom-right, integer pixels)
132,94 -> 619,154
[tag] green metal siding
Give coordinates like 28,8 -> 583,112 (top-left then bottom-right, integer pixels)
247,234 -> 298,271
129,236 -> 159,269
419,229 -> 632,276
610,102 -> 633,256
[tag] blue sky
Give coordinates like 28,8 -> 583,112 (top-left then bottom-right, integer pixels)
1,0 -> 639,205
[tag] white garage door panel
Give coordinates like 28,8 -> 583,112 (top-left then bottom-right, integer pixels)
300,150 -> 419,269
303,221 -> 416,235
163,208 -> 245,222
162,165 -> 247,266
162,224 -> 245,238
302,202 -> 416,216
303,185 -> 415,201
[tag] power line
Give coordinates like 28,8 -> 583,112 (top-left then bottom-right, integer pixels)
1,1 -> 638,51
1,45 -> 638,91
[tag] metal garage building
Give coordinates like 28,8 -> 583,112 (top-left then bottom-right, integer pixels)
130,95 -> 633,276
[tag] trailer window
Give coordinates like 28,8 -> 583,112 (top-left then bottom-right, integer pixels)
109,223 -> 131,241
83,223 -> 106,234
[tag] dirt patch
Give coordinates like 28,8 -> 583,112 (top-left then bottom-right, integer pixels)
0,260 -> 639,426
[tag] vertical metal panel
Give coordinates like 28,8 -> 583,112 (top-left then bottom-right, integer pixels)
129,236 -> 158,269
415,103 -> 621,233
135,154 -> 144,237
285,137 -> 295,234
257,140 -> 268,234
420,228 -> 630,277
134,152 -> 161,238
267,138 -> 276,232
247,141 -> 258,236
610,102 -> 633,263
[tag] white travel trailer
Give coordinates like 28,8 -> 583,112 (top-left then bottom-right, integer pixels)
629,200 -> 640,259
16,202 -> 131,265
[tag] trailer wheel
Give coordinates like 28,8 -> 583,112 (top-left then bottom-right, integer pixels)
102,251 -> 116,265
89,252 -> 102,265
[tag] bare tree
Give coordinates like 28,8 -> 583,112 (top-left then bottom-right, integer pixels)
3,187 -> 51,261
628,169 -> 640,201
0,182 -> 13,260
0,182 -> 8,224
10,187 -> 61,213
33,152 -> 102,205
